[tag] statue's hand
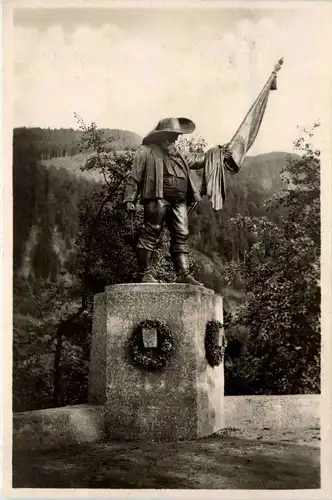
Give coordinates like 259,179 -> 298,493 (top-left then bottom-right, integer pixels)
218,144 -> 233,161
125,202 -> 136,213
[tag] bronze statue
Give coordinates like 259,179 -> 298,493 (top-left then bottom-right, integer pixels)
124,59 -> 284,284
123,117 -> 235,284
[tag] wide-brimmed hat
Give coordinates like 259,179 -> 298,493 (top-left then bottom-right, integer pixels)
142,117 -> 196,145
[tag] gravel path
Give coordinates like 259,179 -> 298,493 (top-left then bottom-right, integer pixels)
12,395 -> 320,489
13,434 -> 319,489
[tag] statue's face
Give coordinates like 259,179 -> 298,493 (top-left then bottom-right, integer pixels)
161,134 -> 180,151
161,140 -> 173,148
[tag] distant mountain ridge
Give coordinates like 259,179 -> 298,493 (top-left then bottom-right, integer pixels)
13,127 -> 143,162
42,146 -> 296,196
15,127 -> 296,193
241,151 -> 298,190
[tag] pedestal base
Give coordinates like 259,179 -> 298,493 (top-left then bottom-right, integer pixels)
88,283 -> 225,441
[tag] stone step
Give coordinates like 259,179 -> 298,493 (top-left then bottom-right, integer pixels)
13,404 -> 104,452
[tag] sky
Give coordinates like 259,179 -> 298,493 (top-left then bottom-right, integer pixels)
13,4 -> 331,153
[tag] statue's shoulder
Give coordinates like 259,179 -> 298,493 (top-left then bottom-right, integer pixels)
135,144 -> 157,156
132,145 -> 163,169
138,144 -> 164,159
132,145 -> 150,163
135,144 -> 148,155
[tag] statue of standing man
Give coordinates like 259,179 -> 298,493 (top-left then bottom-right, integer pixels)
123,117 -> 236,284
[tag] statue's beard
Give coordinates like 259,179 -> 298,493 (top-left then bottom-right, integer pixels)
161,141 -> 178,157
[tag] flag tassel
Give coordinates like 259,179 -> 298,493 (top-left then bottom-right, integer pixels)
271,57 -> 284,91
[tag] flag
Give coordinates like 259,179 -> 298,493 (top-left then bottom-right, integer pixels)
203,58 -> 284,211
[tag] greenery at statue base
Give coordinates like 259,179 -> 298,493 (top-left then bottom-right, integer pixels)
12,120 -> 320,411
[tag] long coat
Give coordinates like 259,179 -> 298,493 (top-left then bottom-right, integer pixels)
123,144 -> 205,206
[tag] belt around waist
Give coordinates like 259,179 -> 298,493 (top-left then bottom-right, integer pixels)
163,175 -> 188,190
163,177 -> 188,203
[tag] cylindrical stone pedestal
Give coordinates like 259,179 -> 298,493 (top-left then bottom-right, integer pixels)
88,283 -> 225,441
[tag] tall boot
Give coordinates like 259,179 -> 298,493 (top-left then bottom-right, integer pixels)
137,248 -> 158,283
172,253 -> 204,286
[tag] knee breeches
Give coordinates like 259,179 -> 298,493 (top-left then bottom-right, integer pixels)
137,199 -> 189,254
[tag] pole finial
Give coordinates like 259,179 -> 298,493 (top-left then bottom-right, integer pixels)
274,57 -> 284,72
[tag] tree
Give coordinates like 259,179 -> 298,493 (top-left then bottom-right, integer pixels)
227,123 -> 320,394
176,134 -> 207,153
13,276 -> 83,411
74,114 -> 139,286
50,117 -> 139,406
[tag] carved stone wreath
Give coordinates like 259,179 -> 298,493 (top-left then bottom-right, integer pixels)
127,319 -> 175,370
205,320 -> 228,367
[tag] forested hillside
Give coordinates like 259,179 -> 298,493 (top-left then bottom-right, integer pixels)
14,150 -> 292,296
14,127 -> 142,161
13,125 -> 319,410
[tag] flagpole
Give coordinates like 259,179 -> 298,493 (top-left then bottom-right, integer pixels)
189,58 -> 284,216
